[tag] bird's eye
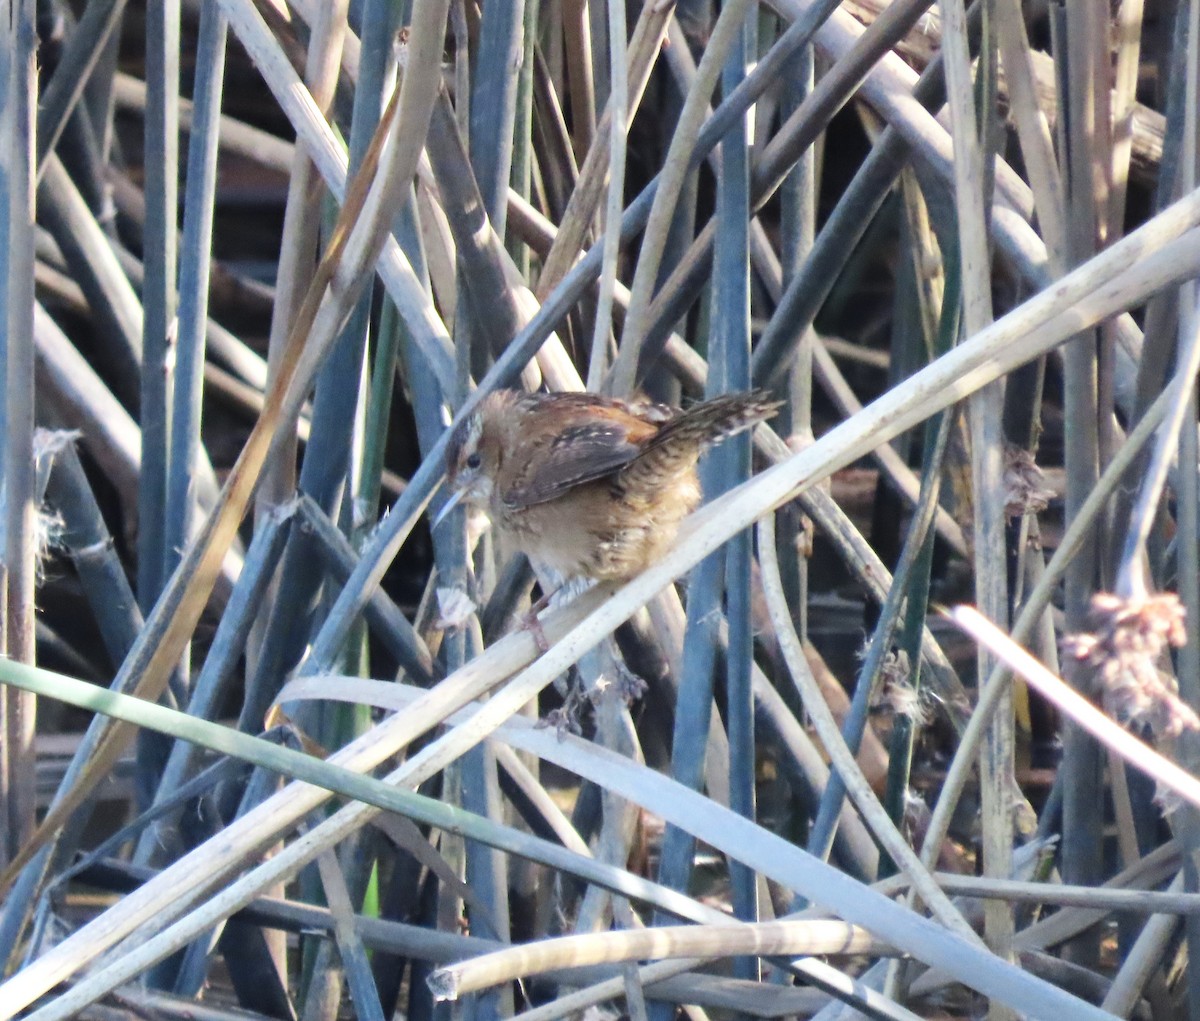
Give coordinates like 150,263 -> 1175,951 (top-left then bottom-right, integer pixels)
465,452 -> 482,470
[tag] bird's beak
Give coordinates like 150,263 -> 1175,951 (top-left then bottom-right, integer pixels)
432,487 -> 466,528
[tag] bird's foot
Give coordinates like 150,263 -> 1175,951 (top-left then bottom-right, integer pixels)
613,658 -> 648,703
589,659 -> 648,704
538,685 -> 586,739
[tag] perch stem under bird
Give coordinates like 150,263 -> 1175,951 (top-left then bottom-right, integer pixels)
436,389 -> 782,585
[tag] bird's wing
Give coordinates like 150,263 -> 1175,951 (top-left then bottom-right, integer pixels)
501,400 -> 661,508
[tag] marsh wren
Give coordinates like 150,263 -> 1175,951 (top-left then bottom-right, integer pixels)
438,389 -> 781,581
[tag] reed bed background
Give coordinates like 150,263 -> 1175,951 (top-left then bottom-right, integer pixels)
0,0 -> 1198,1018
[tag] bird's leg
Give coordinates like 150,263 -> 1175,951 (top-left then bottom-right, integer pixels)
519,588 -> 556,653
517,576 -> 592,653
518,602 -> 549,652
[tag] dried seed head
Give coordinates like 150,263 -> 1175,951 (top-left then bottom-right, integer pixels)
871,651 -> 932,725
1062,592 -> 1197,739
1003,444 -> 1055,520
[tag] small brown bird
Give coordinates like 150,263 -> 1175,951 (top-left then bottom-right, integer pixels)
438,389 -> 781,581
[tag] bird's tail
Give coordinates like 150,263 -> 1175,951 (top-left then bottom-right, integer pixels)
622,390 -> 781,496
651,390 -> 781,453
